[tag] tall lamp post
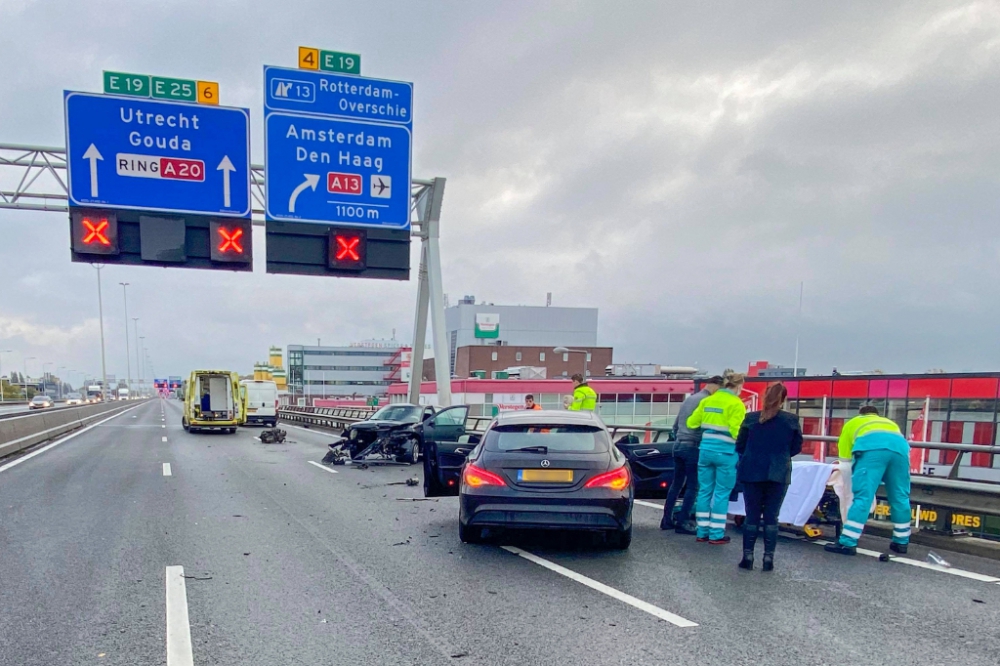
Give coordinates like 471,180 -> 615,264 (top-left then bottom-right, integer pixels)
0,349 -> 12,403
94,265 -> 109,402
132,318 -> 141,397
139,336 -> 146,396
553,346 -> 590,380
58,365 -> 67,400
119,282 -> 132,398
23,356 -> 36,400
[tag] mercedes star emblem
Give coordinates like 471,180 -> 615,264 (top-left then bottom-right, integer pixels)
541,460 -> 551,467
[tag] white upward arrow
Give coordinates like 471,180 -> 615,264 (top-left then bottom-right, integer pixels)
83,144 -> 103,198
289,174 -> 319,213
217,155 -> 236,208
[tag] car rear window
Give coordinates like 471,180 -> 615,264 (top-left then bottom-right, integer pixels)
485,425 -> 610,453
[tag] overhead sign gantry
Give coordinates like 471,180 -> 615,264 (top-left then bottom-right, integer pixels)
263,48 -> 412,279
64,71 -> 253,271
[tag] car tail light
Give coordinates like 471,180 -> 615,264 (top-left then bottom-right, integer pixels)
462,464 -> 507,488
584,466 -> 631,491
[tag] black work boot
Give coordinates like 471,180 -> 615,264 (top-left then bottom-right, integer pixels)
889,542 -> 908,555
762,525 -> 779,572
824,542 -> 857,556
738,522 -> 758,570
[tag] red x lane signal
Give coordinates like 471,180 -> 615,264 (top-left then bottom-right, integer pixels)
71,210 -> 119,255
218,227 -> 244,253
210,219 -> 252,265
335,235 -> 360,261
328,229 -> 366,271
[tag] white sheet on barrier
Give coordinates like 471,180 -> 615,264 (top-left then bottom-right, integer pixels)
728,461 -> 836,527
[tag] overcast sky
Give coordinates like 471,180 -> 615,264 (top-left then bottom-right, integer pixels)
1,0 -> 998,384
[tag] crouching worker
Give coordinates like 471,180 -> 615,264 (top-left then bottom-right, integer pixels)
825,406 -> 912,556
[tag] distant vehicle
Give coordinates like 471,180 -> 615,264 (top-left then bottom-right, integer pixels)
323,403 -> 436,464
28,395 -> 53,410
453,409 -> 634,549
240,380 -> 279,427
65,392 -> 84,406
117,387 -> 129,400
85,384 -> 103,402
182,370 -> 243,433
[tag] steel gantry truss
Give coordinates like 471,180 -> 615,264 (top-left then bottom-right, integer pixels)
0,142 -> 452,406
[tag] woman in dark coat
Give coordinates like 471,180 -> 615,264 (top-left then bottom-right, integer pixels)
734,383 -> 803,571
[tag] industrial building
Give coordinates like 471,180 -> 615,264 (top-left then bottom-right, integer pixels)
423,345 -> 613,381
444,295 -> 602,375
286,341 -> 408,400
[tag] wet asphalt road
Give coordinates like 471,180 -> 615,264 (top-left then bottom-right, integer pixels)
1,398 -> 999,666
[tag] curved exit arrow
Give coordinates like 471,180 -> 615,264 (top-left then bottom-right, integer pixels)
289,174 -> 319,213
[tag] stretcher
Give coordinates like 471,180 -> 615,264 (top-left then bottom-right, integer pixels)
728,461 -> 845,540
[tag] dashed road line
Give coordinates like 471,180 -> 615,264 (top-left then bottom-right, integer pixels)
307,460 -> 338,474
165,566 -> 194,666
162,463 -> 172,477
634,499 -> 664,511
502,546 -> 698,628
162,436 -> 168,442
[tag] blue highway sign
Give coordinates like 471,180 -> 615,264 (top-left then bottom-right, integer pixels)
263,66 -> 412,229
264,66 -> 411,125
264,113 -> 410,228
64,92 -> 251,217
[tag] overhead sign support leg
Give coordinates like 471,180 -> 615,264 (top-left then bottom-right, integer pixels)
408,177 -> 450,407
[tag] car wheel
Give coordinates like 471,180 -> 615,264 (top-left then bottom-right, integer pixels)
459,521 -> 483,544
182,419 -> 190,432
404,441 -> 420,464
607,525 -> 632,550
423,455 -> 444,498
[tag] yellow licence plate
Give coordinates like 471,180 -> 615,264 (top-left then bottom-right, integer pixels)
518,469 -> 573,483
247,408 -> 257,413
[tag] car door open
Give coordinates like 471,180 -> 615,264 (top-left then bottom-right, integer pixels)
422,405 -> 476,497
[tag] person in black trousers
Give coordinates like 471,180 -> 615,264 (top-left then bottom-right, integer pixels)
734,383 -> 803,571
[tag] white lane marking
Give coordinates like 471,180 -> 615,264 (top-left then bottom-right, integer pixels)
0,404 -> 144,474
163,463 -> 172,477
162,425 -> 166,429
502,546 -> 698,628
165,566 -> 194,666
634,501 -> 1000,585
307,460 -> 338,474
811,540 -> 1000,583
162,436 -> 168,442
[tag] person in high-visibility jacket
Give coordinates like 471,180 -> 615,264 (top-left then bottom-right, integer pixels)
687,373 -> 747,544
825,406 -> 911,556
568,374 -> 597,411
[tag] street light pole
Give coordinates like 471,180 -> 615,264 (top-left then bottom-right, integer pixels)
0,349 -> 12,403
23,356 -> 35,400
553,346 -> 590,380
119,282 -> 132,398
132,318 -> 141,397
94,265 -> 109,402
58,365 -> 67,399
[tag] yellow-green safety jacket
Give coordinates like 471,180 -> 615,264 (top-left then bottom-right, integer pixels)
838,414 -> 909,459
687,388 -> 747,453
569,383 -> 597,411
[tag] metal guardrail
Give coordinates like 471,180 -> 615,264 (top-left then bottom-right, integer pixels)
278,405 -> 379,430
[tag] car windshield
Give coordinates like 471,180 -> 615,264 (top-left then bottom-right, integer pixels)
369,405 -> 422,423
31,396 -> 48,403
67,393 -> 81,399
485,425 -> 609,453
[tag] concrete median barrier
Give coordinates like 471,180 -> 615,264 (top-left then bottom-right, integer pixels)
0,401 -> 142,459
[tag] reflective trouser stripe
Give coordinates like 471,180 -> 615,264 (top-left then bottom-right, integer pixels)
695,449 -> 737,540
839,449 -> 911,547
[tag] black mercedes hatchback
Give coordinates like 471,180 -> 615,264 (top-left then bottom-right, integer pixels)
458,410 -> 633,549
